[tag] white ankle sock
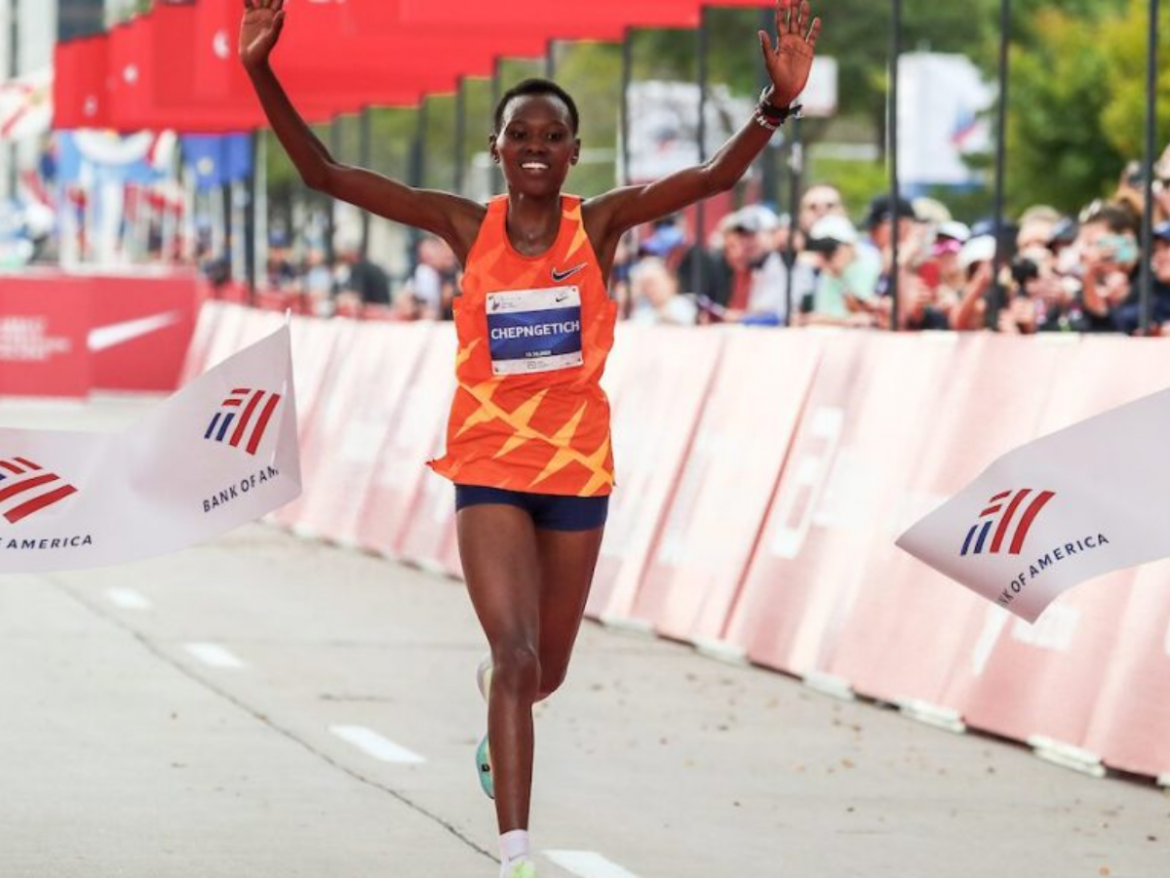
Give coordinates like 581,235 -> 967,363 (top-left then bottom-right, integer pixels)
499,829 -> 531,875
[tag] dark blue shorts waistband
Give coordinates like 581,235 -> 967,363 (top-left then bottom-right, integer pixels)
454,485 -> 609,532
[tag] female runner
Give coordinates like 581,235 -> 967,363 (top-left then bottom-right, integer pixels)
239,2 -> 820,875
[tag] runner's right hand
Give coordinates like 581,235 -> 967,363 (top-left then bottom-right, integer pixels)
240,0 -> 287,70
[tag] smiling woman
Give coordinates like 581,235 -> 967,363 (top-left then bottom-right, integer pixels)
238,1 -> 821,876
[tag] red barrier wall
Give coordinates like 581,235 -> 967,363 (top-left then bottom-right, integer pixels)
1083,561 -> 1170,777
721,332 -> 954,675
353,327 -> 458,560
270,317 -> 356,530
87,274 -> 202,392
631,330 -> 821,644
184,305 -> 1170,782
0,272 -> 201,397
0,276 -> 91,398
937,338 -> 1170,748
820,334 -> 1068,704
587,327 -> 724,623
297,322 -> 433,546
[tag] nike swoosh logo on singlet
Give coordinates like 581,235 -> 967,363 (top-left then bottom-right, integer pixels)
551,263 -> 587,283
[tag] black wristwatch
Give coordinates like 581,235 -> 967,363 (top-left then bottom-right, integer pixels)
758,86 -> 803,123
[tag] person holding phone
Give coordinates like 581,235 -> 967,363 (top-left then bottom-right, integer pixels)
1076,202 -> 1139,332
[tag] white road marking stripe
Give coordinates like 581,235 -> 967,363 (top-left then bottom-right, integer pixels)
184,643 -> 245,669
544,851 -> 640,878
329,725 -> 426,765
105,588 -> 152,610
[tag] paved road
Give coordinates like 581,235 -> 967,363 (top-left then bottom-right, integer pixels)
0,397 -> 1166,878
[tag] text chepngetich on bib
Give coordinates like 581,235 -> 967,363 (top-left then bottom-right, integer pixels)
486,286 -> 584,376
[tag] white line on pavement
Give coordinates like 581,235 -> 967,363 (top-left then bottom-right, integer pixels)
329,725 -> 426,765
544,850 -> 640,878
105,588 -> 152,610
183,643 -> 245,669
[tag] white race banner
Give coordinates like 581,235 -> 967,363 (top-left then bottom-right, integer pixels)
0,324 -> 300,573
897,388 -> 1170,623
898,53 -> 994,187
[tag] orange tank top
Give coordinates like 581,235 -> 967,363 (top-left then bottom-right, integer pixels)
428,195 -> 618,497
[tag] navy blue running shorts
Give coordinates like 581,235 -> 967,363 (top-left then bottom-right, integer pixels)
454,485 -> 609,532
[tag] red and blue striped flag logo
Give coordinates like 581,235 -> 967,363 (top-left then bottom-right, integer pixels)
204,388 -> 282,456
0,458 -> 79,524
961,489 -> 1057,557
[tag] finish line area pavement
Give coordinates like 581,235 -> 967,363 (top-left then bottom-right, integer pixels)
1,397 -> 1167,878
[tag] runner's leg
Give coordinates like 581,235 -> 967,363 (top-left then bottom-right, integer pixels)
534,525 -> 605,701
457,503 -> 542,833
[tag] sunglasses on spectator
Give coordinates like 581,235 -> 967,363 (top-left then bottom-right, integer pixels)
804,201 -> 841,211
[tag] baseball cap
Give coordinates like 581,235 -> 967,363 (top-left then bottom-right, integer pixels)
728,205 -> 781,235
936,221 -> 972,244
959,235 -> 998,271
639,224 -> 687,256
864,194 -> 917,228
1153,221 -> 1170,244
809,214 -> 859,246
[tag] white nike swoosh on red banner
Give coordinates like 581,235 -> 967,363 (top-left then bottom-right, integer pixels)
87,312 -> 183,352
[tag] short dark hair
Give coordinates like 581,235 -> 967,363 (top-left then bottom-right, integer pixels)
493,78 -> 580,135
1079,201 -> 1138,235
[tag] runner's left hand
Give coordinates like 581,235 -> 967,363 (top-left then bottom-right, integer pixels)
759,0 -> 822,108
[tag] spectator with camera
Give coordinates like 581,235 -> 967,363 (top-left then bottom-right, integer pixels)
998,249 -> 1086,335
1112,220 -> 1170,335
1073,201 -> 1140,332
800,214 -> 879,326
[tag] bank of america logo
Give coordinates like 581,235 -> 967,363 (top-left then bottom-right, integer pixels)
204,389 -> 282,456
961,489 -> 1056,557
0,458 -> 79,524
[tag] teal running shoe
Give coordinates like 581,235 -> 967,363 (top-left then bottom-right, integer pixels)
476,731 -> 494,799
476,657 -> 494,799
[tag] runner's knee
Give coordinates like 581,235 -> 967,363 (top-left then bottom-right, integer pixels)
491,642 -> 541,698
536,659 -> 568,699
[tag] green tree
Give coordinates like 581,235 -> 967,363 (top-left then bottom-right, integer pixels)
1004,0 -> 1165,213
1100,0 -> 1170,162
1006,8 -> 1122,212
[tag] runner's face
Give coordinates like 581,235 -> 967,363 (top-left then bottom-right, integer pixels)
491,95 -> 579,197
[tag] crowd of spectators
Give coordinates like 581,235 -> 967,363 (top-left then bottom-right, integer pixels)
247,144 -> 1170,336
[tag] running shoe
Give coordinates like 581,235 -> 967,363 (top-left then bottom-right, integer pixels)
476,657 -> 494,799
504,861 -> 536,878
476,731 -> 495,799
477,656 -> 493,701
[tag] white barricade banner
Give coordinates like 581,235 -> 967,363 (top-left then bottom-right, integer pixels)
0,324 -> 300,573
897,387 -> 1170,623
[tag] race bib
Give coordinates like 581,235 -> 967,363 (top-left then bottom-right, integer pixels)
486,286 -> 584,376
